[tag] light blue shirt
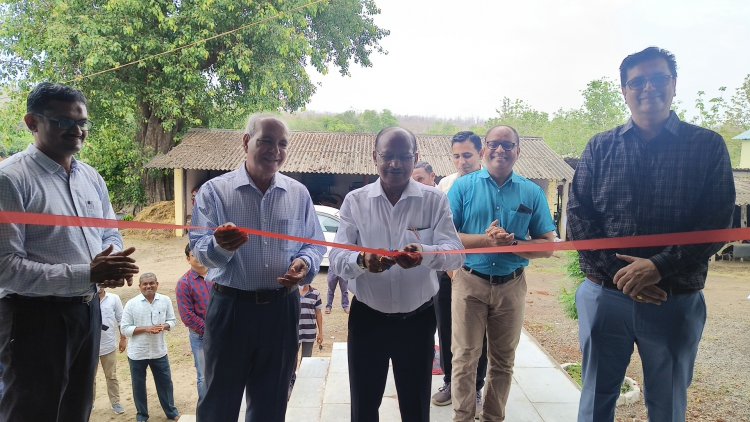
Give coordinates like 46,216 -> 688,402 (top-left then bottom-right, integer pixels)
448,169 -> 555,276
0,145 -> 123,297
121,292 -> 177,360
189,166 -> 326,291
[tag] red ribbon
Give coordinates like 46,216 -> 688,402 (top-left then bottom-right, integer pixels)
1,211 -> 749,255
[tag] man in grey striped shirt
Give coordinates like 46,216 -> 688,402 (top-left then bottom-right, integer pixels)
0,82 -> 139,421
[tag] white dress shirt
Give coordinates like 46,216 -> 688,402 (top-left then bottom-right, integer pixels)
330,179 -> 464,313
121,293 -> 176,360
437,172 -> 459,194
99,292 -> 123,356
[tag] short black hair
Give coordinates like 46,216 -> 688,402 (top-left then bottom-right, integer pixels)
485,125 -> 520,144
374,127 -> 418,152
185,244 -> 191,258
619,47 -> 677,87
414,161 -> 434,174
450,131 -> 482,152
26,82 -> 88,114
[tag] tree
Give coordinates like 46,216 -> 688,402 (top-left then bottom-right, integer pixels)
580,78 -> 628,132
0,87 -> 32,157
1,0 -> 388,203
727,74 -> 750,131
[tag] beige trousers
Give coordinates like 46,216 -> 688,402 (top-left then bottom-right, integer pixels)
451,268 -> 527,422
94,350 -> 120,405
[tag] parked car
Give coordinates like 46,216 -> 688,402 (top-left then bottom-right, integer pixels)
314,205 -> 341,268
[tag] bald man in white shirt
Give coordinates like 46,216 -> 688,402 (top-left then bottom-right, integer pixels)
330,127 -> 464,422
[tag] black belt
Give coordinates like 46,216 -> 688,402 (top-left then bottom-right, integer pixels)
586,274 -> 700,295
5,293 -> 95,304
354,297 -> 434,320
462,266 -> 524,285
213,284 -> 292,304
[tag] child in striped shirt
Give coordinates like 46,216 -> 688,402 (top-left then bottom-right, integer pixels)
289,284 -> 324,400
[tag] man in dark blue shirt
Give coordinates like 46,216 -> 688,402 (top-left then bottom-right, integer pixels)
567,47 -> 735,421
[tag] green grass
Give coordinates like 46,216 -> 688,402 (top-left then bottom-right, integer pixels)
564,363 -> 632,394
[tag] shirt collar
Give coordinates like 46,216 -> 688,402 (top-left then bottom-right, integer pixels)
26,144 -> 78,174
368,178 -> 424,200
621,110 -> 681,138
230,164 -> 288,192
477,168 -> 519,188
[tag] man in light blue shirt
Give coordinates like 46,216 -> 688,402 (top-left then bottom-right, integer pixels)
190,115 -> 325,422
448,125 -> 556,421
0,82 -> 139,421
121,273 -> 179,421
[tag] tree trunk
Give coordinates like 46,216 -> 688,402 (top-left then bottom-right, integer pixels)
138,103 -> 181,204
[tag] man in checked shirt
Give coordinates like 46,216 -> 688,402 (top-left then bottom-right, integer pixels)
176,244 -> 214,402
190,114 -> 325,422
567,47 -> 736,422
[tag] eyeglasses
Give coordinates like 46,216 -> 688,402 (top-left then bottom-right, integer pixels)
33,113 -> 93,131
376,152 -> 415,163
624,74 -> 673,91
485,141 -> 516,151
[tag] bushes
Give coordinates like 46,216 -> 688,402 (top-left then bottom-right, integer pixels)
559,251 -> 584,320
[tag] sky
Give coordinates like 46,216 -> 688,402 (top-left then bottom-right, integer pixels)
304,0 -> 750,120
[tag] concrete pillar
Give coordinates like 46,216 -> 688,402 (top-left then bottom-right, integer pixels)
174,168 -> 185,237
741,141 -> 750,169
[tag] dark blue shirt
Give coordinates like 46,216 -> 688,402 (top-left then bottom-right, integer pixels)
448,169 -> 556,275
567,112 -> 735,291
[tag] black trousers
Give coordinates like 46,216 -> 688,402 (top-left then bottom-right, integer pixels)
0,296 -> 100,422
434,271 -> 488,389
348,297 -> 437,422
197,288 -> 299,422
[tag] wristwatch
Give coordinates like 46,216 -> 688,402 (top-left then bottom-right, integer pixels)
356,251 -> 367,269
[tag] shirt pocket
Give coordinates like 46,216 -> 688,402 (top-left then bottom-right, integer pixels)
405,227 -> 434,245
502,209 -> 532,240
84,198 -> 103,217
278,218 -> 304,252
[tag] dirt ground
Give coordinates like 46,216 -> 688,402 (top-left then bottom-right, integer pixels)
90,237 -> 749,421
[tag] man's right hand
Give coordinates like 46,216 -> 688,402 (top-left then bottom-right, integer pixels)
485,220 -> 515,246
214,222 -> 248,251
364,252 -> 396,273
90,245 -> 139,287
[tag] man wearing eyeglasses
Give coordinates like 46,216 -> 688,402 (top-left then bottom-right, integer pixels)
448,125 -> 556,421
330,127 -> 464,422
568,47 -> 735,421
190,115 -> 326,421
121,273 -> 180,421
0,82 -> 139,421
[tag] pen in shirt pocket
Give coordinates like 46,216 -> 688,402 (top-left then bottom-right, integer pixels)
407,227 -> 421,240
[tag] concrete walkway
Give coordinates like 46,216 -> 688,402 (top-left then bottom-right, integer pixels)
182,329 -> 580,421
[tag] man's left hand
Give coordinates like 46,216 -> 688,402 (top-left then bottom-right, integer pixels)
278,258 -> 309,288
394,243 -> 423,269
614,253 -> 663,299
118,336 -> 127,353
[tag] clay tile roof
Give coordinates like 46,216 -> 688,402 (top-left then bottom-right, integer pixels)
146,129 -> 574,180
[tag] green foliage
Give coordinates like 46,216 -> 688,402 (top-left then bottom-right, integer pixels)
564,363 -> 632,393
486,78 -> 628,157
286,109 -> 399,133
1,0 -> 388,203
559,251 -> 584,320
0,88 -> 33,157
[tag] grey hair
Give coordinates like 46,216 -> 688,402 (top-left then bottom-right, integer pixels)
244,113 -> 290,137
139,272 -> 158,283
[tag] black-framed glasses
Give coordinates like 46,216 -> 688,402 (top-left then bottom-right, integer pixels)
376,152 -> 415,163
485,141 -> 516,151
625,74 -> 673,91
33,113 -> 93,131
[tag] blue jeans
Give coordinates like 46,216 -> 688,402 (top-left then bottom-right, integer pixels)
189,331 -> 207,401
576,279 -> 706,422
128,355 -> 179,421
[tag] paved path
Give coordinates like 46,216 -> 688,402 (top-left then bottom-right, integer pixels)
182,329 -> 581,421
